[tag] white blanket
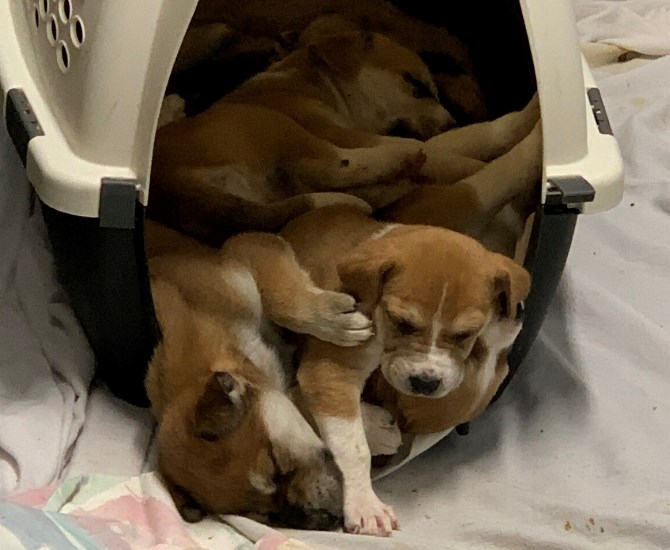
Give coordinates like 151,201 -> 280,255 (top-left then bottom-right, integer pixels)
0,128 -> 94,495
1,1 -> 670,548
574,0 -> 670,56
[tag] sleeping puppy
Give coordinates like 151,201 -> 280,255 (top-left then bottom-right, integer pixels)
281,206 -> 531,536
183,0 -> 486,121
145,217 -> 374,529
150,21 -> 452,246
364,287 -> 527,438
153,16 -> 541,253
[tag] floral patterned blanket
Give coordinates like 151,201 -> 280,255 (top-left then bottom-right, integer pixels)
1,473 -> 311,550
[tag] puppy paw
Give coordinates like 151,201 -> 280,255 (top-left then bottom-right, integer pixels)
344,490 -> 399,537
396,150 -> 428,183
309,291 -> 373,347
362,403 -> 402,457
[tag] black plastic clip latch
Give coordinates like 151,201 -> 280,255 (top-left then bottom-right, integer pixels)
546,176 -> 596,208
99,178 -> 138,229
4,88 -> 44,166
587,88 -> 613,136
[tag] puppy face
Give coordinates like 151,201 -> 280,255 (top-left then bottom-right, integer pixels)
338,226 -> 530,399
147,282 -> 343,530
302,19 -> 455,138
157,370 -> 343,529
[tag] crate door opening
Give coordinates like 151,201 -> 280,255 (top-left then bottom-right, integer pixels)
146,0 -> 543,393
5,0 -> 625,410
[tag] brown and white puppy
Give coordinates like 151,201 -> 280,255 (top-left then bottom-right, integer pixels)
280,206 -> 531,536
145,219 -> 374,529
150,22 -> 453,246
183,0 -> 486,121
365,292 -> 526,437
153,18 -> 542,253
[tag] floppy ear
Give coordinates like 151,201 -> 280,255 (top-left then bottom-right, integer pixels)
492,255 -> 531,320
194,371 -> 245,442
337,243 -> 396,317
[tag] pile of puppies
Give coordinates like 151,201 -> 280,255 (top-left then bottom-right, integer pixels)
146,3 -> 541,538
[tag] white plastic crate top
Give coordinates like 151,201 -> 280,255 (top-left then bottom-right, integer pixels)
0,0 -> 624,220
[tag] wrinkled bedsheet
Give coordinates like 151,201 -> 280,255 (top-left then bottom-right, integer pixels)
1,1 -> 669,548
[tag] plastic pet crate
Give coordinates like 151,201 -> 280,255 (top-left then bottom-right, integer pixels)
0,0 -> 624,406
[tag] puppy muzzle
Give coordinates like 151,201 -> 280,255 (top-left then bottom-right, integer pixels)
381,350 -> 465,398
269,504 -> 342,531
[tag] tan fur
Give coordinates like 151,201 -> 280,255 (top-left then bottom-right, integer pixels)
153,20 -> 541,250
186,0 -> 485,120
281,205 -> 531,535
145,221 -> 386,528
366,346 -> 511,434
150,23 -> 460,245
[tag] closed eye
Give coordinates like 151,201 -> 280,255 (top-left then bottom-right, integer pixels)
450,330 -> 475,344
397,320 -> 420,336
403,72 -> 436,100
389,314 -> 421,336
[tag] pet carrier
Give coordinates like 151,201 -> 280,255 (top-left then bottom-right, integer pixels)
0,0 -> 623,408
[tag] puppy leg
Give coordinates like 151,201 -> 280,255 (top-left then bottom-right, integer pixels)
384,121 -> 543,238
298,343 -> 399,537
288,142 -> 426,192
419,153 -> 486,186
148,174 -> 372,246
423,93 -> 540,162
222,233 -> 373,347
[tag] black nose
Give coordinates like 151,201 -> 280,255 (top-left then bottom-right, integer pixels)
270,505 -> 342,531
409,375 -> 441,395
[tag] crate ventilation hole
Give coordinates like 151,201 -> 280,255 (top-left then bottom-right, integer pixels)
31,0 -> 85,74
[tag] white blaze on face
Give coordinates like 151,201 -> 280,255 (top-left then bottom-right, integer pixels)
425,282 -> 463,393
381,282 -> 465,398
429,282 -> 449,353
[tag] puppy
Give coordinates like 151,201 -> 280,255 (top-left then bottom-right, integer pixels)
152,18 -> 541,252
280,205 -> 531,536
145,218 -> 375,529
184,0 -> 486,121
150,22 -> 452,246
365,293 -> 526,437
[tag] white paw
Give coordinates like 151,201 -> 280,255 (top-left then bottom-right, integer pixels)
362,403 -> 402,457
157,94 -> 186,129
309,291 -> 373,347
344,489 -> 399,537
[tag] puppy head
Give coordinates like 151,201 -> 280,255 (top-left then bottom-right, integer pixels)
301,17 -> 455,138
155,366 -> 343,529
338,226 -> 530,399
148,283 -> 342,530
